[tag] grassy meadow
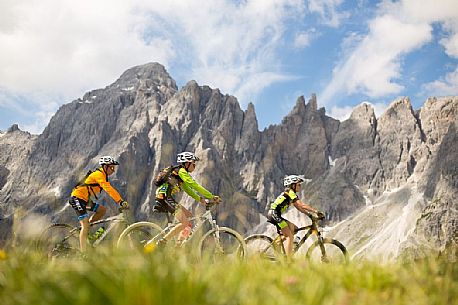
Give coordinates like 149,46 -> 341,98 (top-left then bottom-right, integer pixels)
0,246 -> 456,305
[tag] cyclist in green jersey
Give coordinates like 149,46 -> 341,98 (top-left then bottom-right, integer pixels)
267,175 -> 324,257
154,152 -> 219,246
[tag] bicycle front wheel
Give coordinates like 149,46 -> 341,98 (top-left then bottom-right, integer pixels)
36,224 -> 80,258
244,234 -> 278,260
306,238 -> 348,264
198,227 -> 246,260
116,221 -> 163,252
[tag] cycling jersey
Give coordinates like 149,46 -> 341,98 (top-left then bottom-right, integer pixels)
155,167 -> 214,203
267,188 -> 299,230
71,167 -> 122,203
270,189 -> 298,214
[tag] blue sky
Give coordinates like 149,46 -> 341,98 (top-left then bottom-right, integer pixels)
0,0 -> 457,134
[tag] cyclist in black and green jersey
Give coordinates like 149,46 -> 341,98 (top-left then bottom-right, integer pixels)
267,175 -> 324,257
154,152 -> 219,246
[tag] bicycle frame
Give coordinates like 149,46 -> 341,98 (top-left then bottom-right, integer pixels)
272,215 -> 324,254
154,207 -> 219,245
49,211 -> 127,249
90,213 -> 126,246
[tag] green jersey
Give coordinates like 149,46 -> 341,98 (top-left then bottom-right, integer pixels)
156,167 -> 213,201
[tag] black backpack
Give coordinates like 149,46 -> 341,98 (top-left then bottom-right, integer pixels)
153,165 -> 181,186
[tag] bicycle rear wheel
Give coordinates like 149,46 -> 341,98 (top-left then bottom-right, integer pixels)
116,221 -> 163,253
306,238 -> 348,263
244,234 -> 278,260
198,227 -> 246,260
37,224 -> 80,258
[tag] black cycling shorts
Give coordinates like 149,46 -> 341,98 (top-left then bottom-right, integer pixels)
69,196 -> 99,221
267,209 -> 289,231
154,197 -> 179,215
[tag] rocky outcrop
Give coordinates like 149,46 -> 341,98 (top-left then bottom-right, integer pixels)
0,126 -> 37,194
414,97 -> 458,253
0,63 -> 456,259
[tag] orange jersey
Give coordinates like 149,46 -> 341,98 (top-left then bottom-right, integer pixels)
71,168 -> 122,203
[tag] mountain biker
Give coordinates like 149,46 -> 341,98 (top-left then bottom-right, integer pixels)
151,151 -> 219,248
267,175 -> 324,258
69,156 -> 129,252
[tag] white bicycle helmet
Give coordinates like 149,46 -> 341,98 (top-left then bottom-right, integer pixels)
99,155 -> 119,166
283,175 -> 306,187
177,151 -> 200,163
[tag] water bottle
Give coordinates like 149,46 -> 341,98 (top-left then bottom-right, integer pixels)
181,225 -> 192,239
89,226 -> 105,242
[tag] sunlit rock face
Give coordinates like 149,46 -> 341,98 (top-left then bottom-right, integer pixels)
0,63 -> 456,260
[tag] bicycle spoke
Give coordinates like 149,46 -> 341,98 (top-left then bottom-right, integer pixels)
199,228 -> 245,260
117,222 -> 163,253
245,235 -> 277,260
37,224 -> 80,259
306,239 -> 348,264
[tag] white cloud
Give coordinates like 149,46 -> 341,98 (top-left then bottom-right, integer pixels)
423,67 -> 458,96
328,101 -> 388,121
439,19 -> 458,58
137,0 -> 306,105
319,0 -> 458,106
308,0 -> 349,27
0,0 -> 177,132
328,105 -> 354,121
293,28 -> 318,49
0,0 -> 307,132
0,1 -> 175,95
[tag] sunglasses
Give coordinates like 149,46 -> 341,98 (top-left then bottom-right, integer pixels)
108,165 -> 116,171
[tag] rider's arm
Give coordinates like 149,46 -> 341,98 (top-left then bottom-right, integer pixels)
181,182 -> 201,202
293,199 -> 318,214
178,168 -> 214,201
92,171 -> 123,203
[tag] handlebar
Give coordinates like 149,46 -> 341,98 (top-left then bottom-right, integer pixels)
204,198 -> 222,210
118,206 -> 130,213
305,211 -> 325,222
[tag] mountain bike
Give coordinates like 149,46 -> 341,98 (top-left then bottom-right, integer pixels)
36,207 -> 130,258
116,200 -> 247,260
245,213 -> 348,263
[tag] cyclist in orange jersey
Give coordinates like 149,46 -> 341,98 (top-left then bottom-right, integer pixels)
69,156 -> 128,252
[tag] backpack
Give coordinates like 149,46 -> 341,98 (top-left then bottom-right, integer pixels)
153,165 -> 181,186
74,168 -> 107,200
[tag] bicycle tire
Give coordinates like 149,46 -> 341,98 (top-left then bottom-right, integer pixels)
116,221 -> 163,252
36,223 -> 80,258
244,234 -> 278,260
306,238 -> 348,263
198,227 -> 246,260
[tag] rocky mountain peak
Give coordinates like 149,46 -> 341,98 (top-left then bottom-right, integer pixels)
381,97 -> 414,119
114,62 -> 177,90
7,124 -> 20,133
245,102 -> 257,124
292,95 -> 307,114
350,102 -> 376,122
307,93 -> 318,111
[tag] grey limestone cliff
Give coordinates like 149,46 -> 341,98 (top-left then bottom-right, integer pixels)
0,63 -> 456,259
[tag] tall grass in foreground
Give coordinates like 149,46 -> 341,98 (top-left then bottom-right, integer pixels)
0,247 -> 456,305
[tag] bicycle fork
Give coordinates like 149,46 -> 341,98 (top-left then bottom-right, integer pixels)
317,235 -> 330,263
209,220 -> 225,254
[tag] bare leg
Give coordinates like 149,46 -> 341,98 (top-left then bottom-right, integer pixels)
163,206 -> 192,241
281,225 -> 294,257
89,205 -> 106,223
177,208 -> 193,242
79,218 -> 90,253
